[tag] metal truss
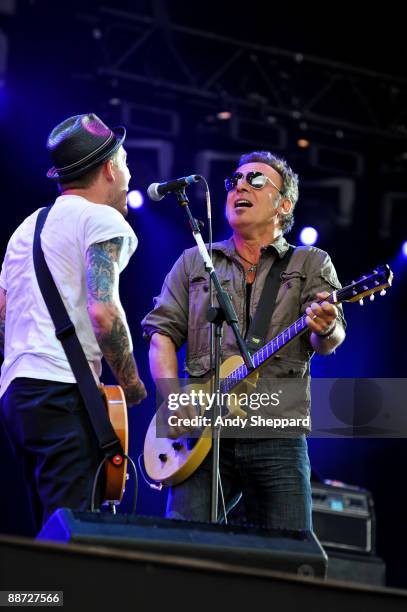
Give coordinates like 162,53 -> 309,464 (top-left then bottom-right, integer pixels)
76,2 -> 407,142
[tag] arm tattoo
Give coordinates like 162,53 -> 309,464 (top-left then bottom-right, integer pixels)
0,288 -> 6,358
86,238 -> 140,387
86,237 -> 124,303
98,317 -> 139,387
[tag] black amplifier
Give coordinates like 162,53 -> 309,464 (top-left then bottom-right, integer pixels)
312,481 -> 375,554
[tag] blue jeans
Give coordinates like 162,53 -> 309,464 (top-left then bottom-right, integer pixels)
166,436 -> 312,530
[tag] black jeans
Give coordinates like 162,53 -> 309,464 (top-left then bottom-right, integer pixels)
1,377 -> 103,532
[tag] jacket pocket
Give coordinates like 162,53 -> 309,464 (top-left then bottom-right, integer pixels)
189,278 -> 209,331
280,269 -> 306,287
267,355 -> 308,378
275,270 -> 306,313
188,277 -> 233,331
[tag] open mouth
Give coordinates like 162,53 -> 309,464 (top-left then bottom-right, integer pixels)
234,199 -> 253,209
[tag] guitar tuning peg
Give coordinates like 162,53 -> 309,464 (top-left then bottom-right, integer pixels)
359,298 -> 364,306
370,294 -> 375,301
380,289 -> 386,296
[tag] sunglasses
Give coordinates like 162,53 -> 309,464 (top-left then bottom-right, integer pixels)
224,171 -> 283,193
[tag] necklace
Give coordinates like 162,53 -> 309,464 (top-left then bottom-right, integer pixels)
237,252 -> 258,276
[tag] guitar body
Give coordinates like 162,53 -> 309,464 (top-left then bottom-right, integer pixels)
143,355 -> 258,486
100,385 -> 128,503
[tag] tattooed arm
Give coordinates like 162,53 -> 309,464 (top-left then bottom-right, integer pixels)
0,288 -> 6,359
86,237 -> 147,405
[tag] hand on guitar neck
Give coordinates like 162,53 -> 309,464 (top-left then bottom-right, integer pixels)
305,291 -> 345,354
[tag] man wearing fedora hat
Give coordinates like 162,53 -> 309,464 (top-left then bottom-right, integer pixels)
0,113 -> 146,530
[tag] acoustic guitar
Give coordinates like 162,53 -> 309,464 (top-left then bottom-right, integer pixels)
144,265 -> 393,486
100,385 -> 128,503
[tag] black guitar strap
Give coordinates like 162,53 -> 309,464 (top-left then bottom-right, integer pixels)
32,206 -> 123,462
246,245 -> 295,352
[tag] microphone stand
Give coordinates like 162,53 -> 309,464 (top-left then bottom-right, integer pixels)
174,189 -> 254,523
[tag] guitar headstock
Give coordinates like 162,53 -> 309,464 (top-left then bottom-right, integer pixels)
335,264 -> 393,305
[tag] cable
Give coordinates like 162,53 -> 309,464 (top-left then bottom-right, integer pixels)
200,177 -> 214,382
138,453 -> 163,491
218,468 -> 228,525
126,454 -> 139,514
90,457 -> 107,512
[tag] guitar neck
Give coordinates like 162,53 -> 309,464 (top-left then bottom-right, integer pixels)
221,312 -> 310,394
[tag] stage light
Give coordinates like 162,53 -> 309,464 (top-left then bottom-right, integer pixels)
300,226 -> 318,246
297,138 -> 310,149
402,241 -> 407,257
216,111 -> 232,120
127,190 -> 144,209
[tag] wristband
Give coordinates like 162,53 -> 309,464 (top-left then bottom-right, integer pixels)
316,321 -> 337,338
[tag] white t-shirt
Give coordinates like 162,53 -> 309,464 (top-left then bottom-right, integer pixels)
0,195 -> 138,398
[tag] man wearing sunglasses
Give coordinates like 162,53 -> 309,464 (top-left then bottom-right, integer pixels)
142,150 -> 345,529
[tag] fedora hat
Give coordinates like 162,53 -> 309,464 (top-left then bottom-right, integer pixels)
46,113 -> 126,181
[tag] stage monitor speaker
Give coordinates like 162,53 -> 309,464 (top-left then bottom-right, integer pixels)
37,509 -> 328,578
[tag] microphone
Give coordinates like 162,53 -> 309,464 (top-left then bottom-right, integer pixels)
147,174 -> 202,201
